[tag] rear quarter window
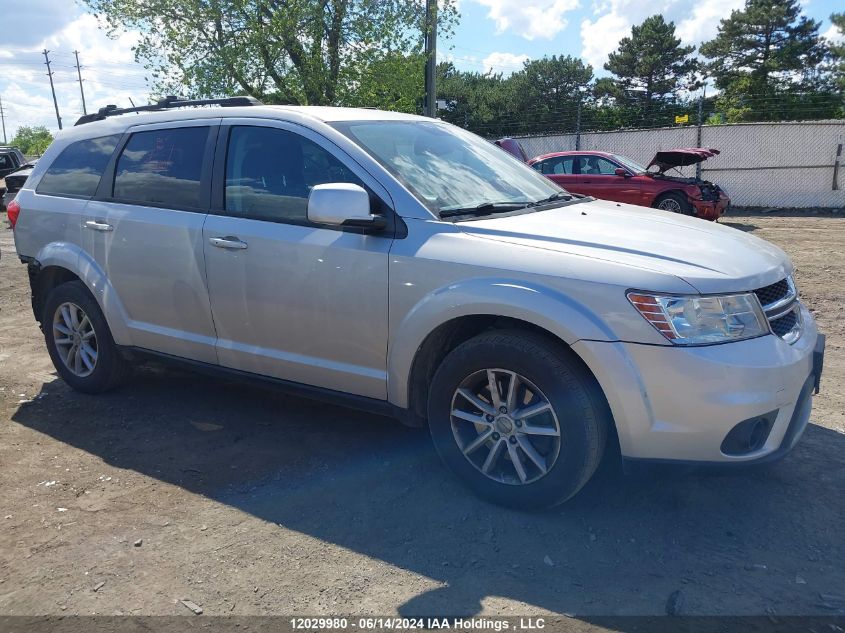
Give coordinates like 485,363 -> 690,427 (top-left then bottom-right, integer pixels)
113,127 -> 209,209
36,134 -> 122,198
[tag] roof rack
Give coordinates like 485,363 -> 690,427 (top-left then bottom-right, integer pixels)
74,95 -> 264,126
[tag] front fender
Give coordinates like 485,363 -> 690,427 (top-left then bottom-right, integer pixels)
387,277 -> 616,407
34,242 -> 132,345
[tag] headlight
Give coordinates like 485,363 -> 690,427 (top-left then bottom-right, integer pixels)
627,291 -> 769,345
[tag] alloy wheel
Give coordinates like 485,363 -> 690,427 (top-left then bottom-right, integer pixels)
449,368 -> 561,485
52,302 -> 98,378
657,198 -> 683,213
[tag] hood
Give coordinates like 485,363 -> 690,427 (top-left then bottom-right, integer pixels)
456,199 -> 790,294
647,147 -> 719,173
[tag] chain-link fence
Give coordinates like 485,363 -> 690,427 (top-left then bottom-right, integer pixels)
512,120 -> 845,209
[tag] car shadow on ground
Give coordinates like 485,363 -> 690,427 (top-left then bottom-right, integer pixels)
11,364 -> 845,617
720,221 -> 760,233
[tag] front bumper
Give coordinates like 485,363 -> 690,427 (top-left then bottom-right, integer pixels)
573,303 -> 821,463
692,195 -> 730,221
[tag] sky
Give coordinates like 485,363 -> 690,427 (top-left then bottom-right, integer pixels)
0,0 -> 842,138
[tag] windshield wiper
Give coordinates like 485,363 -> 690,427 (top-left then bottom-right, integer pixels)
526,191 -> 573,207
439,201 -> 530,219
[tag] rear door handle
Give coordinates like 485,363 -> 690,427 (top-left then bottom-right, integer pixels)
84,220 -> 113,232
209,236 -> 248,250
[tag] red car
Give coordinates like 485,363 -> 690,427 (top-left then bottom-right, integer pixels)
528,148 -> 730,221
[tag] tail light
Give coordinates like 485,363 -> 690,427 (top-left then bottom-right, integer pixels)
6,199 -> 20,229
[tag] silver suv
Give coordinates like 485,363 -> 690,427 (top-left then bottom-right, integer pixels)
11,99 -> 824,508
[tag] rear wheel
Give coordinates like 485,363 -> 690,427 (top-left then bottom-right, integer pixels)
427,330 -> 608,509
43,281 -> 132,393
655,192 -> 695,216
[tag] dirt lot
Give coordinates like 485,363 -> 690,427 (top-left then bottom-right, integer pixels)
0,211 -> 843,620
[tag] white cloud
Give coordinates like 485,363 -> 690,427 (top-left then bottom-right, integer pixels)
675,0 -> 744,45
472,0 -> 581,40
482,51 -> 529,74
823,23 -> 844,44
580,11 -> 630,69
579,0 -> 746,71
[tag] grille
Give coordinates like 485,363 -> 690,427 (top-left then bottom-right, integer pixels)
754,279 -> 790,308
770,310 -> 798,337
753,276 -> 801,343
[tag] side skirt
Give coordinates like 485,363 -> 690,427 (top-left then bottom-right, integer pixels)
121,346 -> 414,425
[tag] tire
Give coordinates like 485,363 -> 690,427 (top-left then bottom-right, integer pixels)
654,192 -> 695,216
427,330 -> 608,509
43,280 -> 132,393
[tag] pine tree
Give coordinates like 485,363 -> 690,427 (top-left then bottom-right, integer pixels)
830,13 -> 845,90
602,15 -> 699,122
700,0 -> 827,119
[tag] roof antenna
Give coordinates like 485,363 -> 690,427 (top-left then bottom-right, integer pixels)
128,97 -> 136,107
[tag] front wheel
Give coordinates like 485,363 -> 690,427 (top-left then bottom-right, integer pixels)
427,330 -> 608,509
655,192 -> 695,216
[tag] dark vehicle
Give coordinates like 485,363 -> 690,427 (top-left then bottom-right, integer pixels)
528,148 -> 730,221
3,160 -> 37,209
494,138 -> 529,162
0,146 -> 26,179
1,147 -> 28,207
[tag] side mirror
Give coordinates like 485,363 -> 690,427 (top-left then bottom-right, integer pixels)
614,167 -> 630,177
307,183 -> 386,230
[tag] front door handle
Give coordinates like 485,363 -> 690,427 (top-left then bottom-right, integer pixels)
209,236 -> 248,250
84,220 -> 113,232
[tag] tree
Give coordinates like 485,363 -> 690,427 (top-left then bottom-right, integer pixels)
601,15 -> 699,122
509,56 -> 593,133
84,0 -> 457,106
830,13 -> 845,90
700,0 -> 827,119
342,52 -> 425,112
10,126 -> 53,155
436,63 -> 515,136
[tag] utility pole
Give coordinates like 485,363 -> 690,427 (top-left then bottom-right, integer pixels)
696,91 -> 705,179
575,99 -> 582,150
424,0 -> 437,118
74,50 -> 87,116
43,49 -> 62,130
0,96 -> 7,144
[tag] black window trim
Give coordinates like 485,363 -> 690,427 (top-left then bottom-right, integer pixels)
210,122 -> 402,237
94,123 -> 219,213
34,133 -> 123,201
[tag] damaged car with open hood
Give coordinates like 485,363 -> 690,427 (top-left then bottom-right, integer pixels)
528,147 -> 730,220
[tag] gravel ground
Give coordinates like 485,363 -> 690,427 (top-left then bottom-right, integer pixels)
0,211 -> 843,621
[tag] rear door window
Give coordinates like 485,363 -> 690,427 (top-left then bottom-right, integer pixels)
535,157 -> 576,175
36,134 -> 122,198
113,127 -> 210,209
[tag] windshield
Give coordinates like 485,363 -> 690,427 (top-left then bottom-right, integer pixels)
612,154 -> 649,174
331,120 -> 565,215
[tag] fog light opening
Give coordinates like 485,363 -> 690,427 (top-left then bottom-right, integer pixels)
747,418 -> 768,452
721,411 -> 777,456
